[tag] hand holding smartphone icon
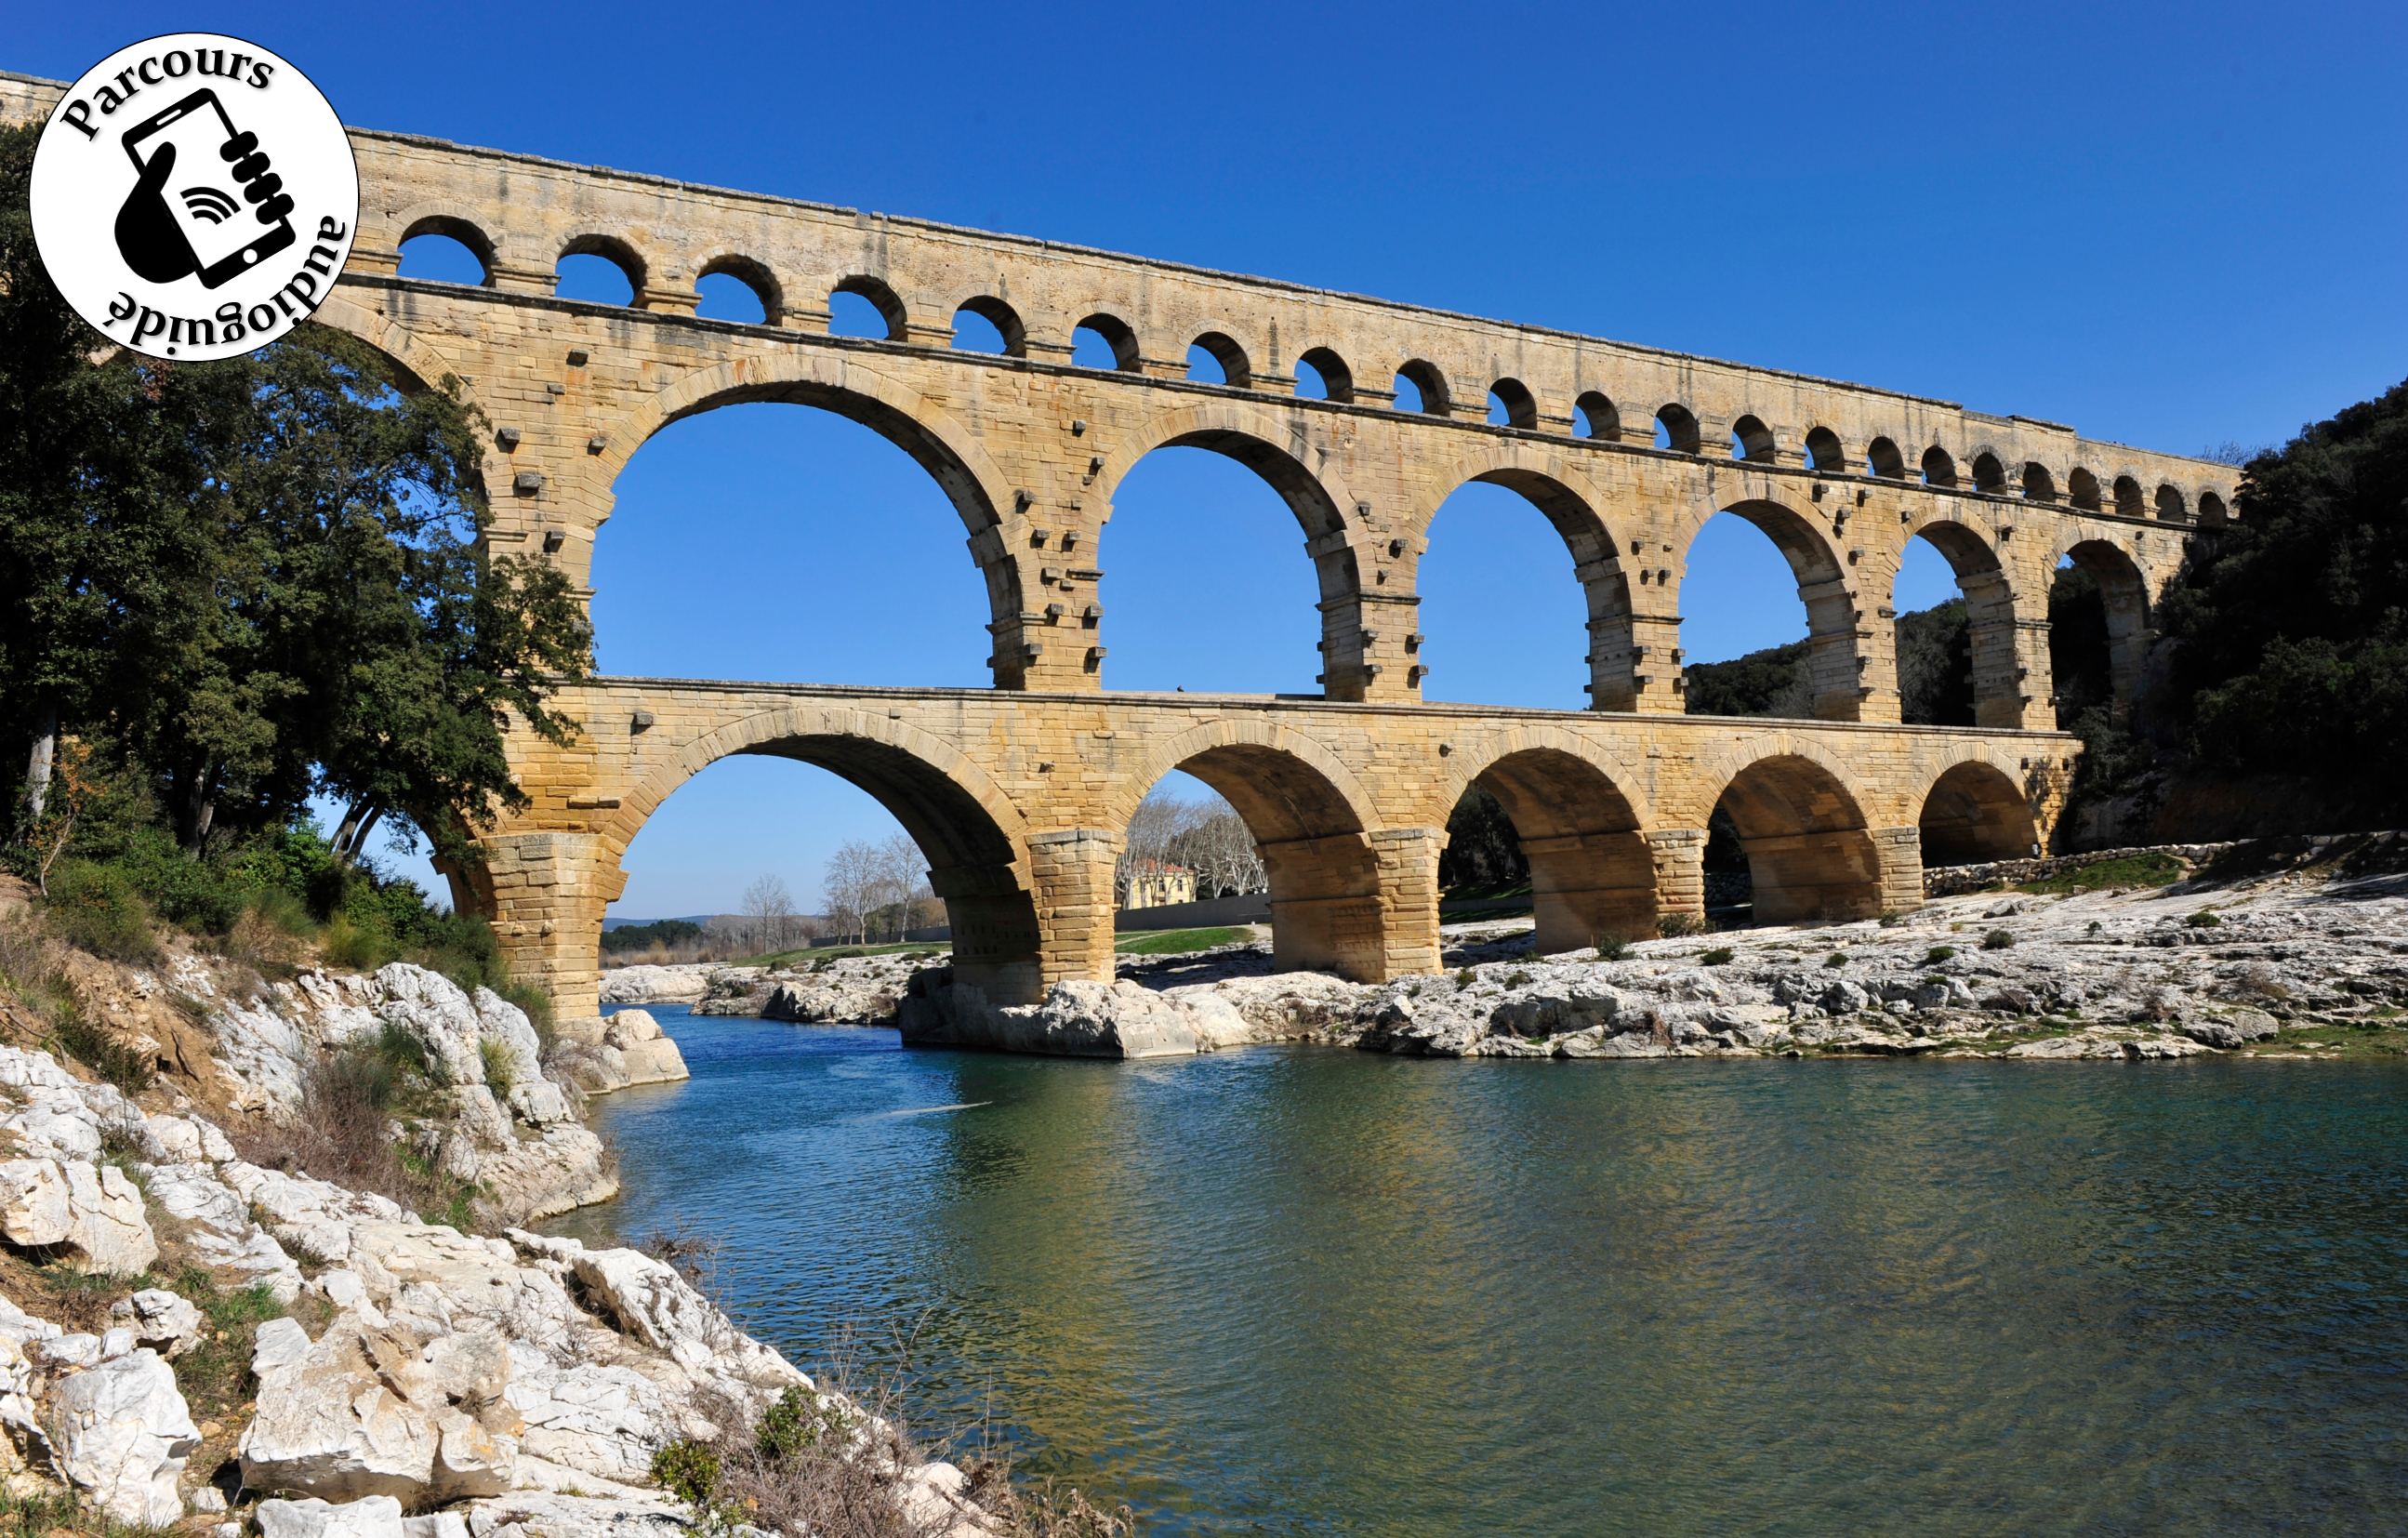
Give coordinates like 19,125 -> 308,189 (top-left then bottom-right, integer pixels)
114,89 -> 296,289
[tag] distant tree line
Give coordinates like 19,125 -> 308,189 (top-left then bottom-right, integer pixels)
602,919 -> 705,955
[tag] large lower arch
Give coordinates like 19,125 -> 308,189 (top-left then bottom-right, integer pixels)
1097,401 -> 1379,696
591,353 -> 1030,677
602,705 -> 1044,1001
1115,719 -> 1395,979
2054,535 -> 2153,723
1697,741 -> 1884,924
1916,758 -> 2038,868
1409,447 -> 1642,709
1899,515 -> 2030,728
1681,496 -> 1863,722
1446,732 -> 1657,953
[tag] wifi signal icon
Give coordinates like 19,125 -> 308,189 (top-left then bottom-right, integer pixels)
179,186 -> 241,224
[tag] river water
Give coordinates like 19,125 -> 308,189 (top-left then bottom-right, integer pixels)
553,1006 -> 2408,1536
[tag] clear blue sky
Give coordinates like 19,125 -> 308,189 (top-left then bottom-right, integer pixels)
17,4 -> 2402,917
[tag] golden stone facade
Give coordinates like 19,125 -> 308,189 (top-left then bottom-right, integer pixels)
1,73 -> 2240,1019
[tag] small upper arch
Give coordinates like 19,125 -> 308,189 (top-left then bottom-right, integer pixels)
1396,359 -> 1451,417
1803,426 -> 1846,472
1074,312 -> 1142,371
2113,474 -> 2146,516
1574,391 -> 1620,441
830,275 -> 908,341
1297,347 -> 1354,403
2154,484 -> 2190,523
1190,331 -> 1252,389
1655,403 -> 1702,455
2198,489 -> 2230,526
1867,436 -> 1907,479
1488,378 -> 1539,430
1731,415 -> 1777,463
950,296 -> 1027,356
557,232 -> 646,303
394,206 -> 497,285
1921,445 -> 1958,487
695,253 -> 783,325
2022,461 -> 2058,502
1970,451 -> 2006,492
2069,466 -> 2103,510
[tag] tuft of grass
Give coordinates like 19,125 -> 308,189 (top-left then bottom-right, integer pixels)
1455,968 -> 1476,992
1594,933 -> 1633,961
1824,952 -> 1849,969
1982,929 -> 2017,950
1877,909 -> 1904,928
1924,945 -> 1957,964
1655,913 -> 1707,938
1700,947 -> 1735,967
39,862 -> 159,963
2185,910 -> 2222,929
478,1038 -> 519,1097
1503,970 -> 1530,988
2086,921 -> 2103,935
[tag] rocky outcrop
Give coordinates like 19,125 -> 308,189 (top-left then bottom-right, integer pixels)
47,1346 -> 202,1524
901,975 -> 1218,1058
597,964 -> 714,1005
547,1011 -> 689,1096
693,954 -> 946,1023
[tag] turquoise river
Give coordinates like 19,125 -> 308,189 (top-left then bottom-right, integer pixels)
551,1005 -> 2408,1536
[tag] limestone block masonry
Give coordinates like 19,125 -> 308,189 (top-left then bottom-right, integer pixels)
2,71 -> 2233,1020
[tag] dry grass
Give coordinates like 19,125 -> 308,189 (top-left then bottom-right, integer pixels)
225,1039 -> 483,1231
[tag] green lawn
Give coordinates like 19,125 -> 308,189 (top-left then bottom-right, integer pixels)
1114,926 -> 1254,955
741,942 -> 950,967
2016,853 -> 2185,895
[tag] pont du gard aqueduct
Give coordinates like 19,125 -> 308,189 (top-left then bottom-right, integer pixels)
6,74 -> 2243,1021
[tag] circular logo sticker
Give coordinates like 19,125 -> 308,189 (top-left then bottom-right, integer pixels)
29,33 -> 359,362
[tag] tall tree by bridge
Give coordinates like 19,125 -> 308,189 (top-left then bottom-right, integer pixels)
0,121 -> 591,880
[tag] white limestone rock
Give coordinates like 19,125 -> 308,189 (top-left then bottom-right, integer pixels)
597,964 -> 713,1005
238,1311 -> 518,1502
108,1290 -> 204,1359
0,1159 -> 157,1273
47,1347 -> 201,1525
255,1495 -> 407,1538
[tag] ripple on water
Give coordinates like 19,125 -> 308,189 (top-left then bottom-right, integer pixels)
559,1007 -> 2408,1537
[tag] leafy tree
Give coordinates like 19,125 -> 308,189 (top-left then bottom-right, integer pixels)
2,120 -> 592,875
1896,600 -> 1973,726
1681,639 -> 1810,718
2156,378 -> 2408,808
1438,786 -> 1528,891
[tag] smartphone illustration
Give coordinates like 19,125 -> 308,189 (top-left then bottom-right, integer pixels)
120,89 -> 295,288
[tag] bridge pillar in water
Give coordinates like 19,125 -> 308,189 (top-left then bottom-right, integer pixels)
1872,826 -> 1927,915
1519,830 -> 1660,953
1369,827 -> 1446,977
476,831 -> 622,1022
1646,829 -> 1708,922
1024,829 -> 1119,996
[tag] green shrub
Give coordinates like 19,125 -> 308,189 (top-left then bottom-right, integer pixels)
1925,945 -> 1957,964
1823,951 -> 1849,968
755,1386 -> 852,1460
1701,947 -> 1735,966
1656,913 -> 1706,938
1877,909 -> 1905,928
652,1439 -> 722,1506
1982,928 -> 2017,950
1503,970 -> 1530,988
2185,910 -> 2222,928
1594,934 -> 1633,961
320,912 -> 394,973
1454,968 -> 1476,992
40,862 -> 158,962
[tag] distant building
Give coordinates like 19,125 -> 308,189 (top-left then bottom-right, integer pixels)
1122,860 -> 1197,910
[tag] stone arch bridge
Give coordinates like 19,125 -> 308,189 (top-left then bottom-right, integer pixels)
0,73 -> 2243,1019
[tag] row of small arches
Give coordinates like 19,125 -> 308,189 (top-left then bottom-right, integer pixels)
396,223 -> 2228,528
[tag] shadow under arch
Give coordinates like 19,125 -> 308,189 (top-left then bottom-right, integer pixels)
1115,719 -> 1388,979
1696,739 -> 1884,924
1444,730 -> 1658,953
1409,446 -> 1640,709
1916,757 -> 2037,868
1898,515 -> 2028,727
1681,496 -> 1863,721
602,704 -> 1045,1001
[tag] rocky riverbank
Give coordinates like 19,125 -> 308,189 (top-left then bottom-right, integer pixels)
0,938 -> 997,1538
703,850 -> 2408,1064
